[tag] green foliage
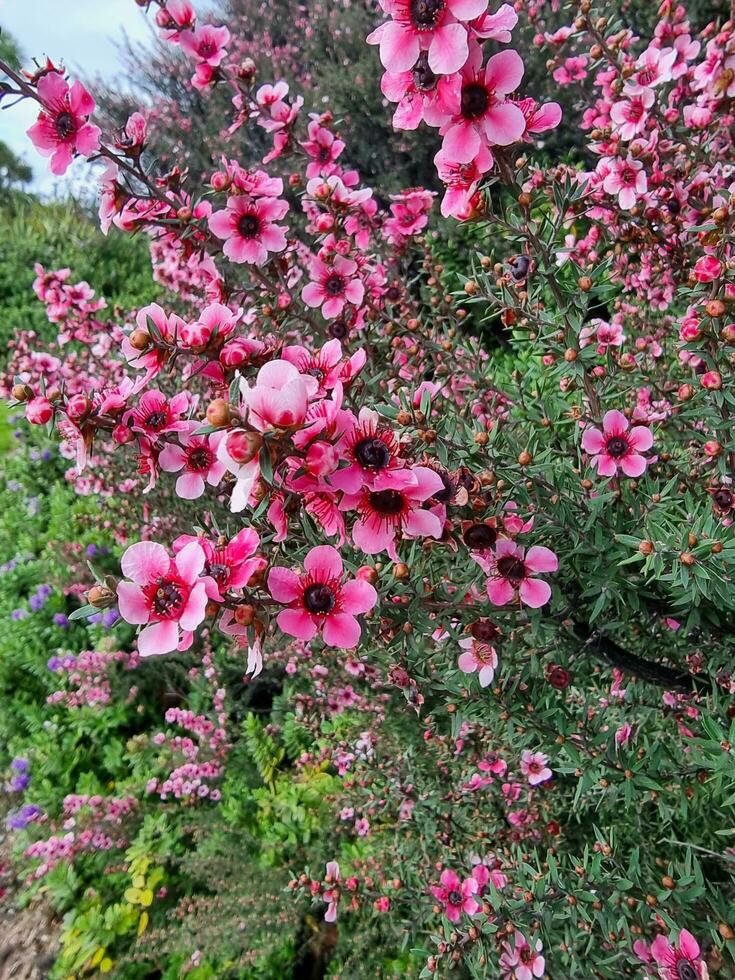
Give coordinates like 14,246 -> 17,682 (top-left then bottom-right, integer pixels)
0,195 -> 158,350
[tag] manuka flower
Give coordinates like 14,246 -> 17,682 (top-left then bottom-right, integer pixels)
581,410 -> 653,478
27,72 -> 101,175
116,541 -> 212,656
268,545 -> 377,648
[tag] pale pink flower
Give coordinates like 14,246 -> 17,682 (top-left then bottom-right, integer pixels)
180,24 -> 230,65
240,359 -> 317,433
500,930 -> 545,980
458,637 -> 498,687
601,156 -> 647,210
158,424 -> 227,499
440,44 -> 526,163
520,750 -> 552,786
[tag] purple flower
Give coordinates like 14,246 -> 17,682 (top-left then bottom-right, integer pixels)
7,804 -> 41,831
53,613 -> 70,628
11,608 -> 29,621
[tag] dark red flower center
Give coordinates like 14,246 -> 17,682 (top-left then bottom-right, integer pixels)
303,583 -> 336,614
238,213 -> 261,238
677,962 -> 698,980
325,274 -> 345,296
412,51 -> 438,91
471,619 -> 500,642
461,83 -> 490,120
355,437 -> 391,470
463,523 -> 497,550
386,285 -> 401,302
207,561 -> 230,585
496,555 -> 526,584
147,578 -> 187,619
145,409 -> 169,430
318,145 -> 331,162
520,947 -> 533,965
605,436 -> 629,458
188,447 -> 214,471
448,889 -> 463,905
55,111 -> 77,140
410,0 -> 445,29
369,489 -> 405,516
713,488 -> 733,510
198,39 -> 217,57
432,468 -> 455,504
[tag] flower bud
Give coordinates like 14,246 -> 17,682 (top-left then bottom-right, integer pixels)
701,371 -> 722,390
66,393 -> 92,422
87,584 -> 116,609
226,430 -> 262,464
11,383 -> 33,402
112,424 -> 134,444
206,398 -> 230,427
304,441 -> 339,476
129,329 -> 150,351
26,396 -> 53,425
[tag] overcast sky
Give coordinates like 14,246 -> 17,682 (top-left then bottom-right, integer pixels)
0,0 -> 155,195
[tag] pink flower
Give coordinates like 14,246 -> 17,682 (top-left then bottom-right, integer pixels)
552,55 -> 588,85
601,156 -> 647,210
458,637 -> 498,687
174,528 -> 265,600
380,53 -> 462,131
180,24 -> 230,66
301,121 -> 345,177
440,45 -> 526,162
128,390 -> 190,441
520,750 -> 552,786
478,538 -> 557,608
342,465 -> 445,560
116,541 -> 211,656
610,89 -> 654,140
159,424 -> 227,499
268,545 -> 377,648
27,72 -> 101,176
208,195 -> 288,265
323,861 -> 341,922
628,45 -> 677,91
429,869 -> 480,922
302,255 -> 365,320
500,930 -> 545,980
331,407 -> 408,493
581,410 -> 653,478
650,929 -> 709,980
434,144 -> 494,218
240,359 -> 316,433
367,0 -> 488,76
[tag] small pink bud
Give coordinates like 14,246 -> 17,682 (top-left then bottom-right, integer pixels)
304,441 -> 339,476
26,396 -> 53,425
